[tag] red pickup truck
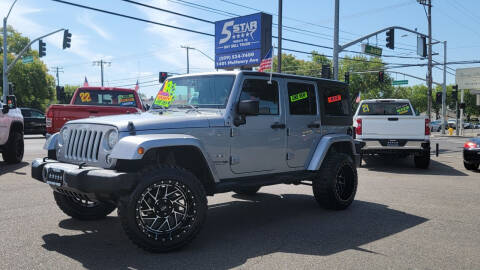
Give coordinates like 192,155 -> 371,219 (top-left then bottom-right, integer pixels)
46,87 -> 145,135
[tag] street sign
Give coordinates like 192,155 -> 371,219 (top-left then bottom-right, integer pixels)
392,80 -> 408,85
22,55 -> 33,63
456,67 -> 480,90
214,13 -> 272,69
362,44 -> 382,57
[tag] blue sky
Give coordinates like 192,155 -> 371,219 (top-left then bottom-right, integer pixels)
2,0 -> 480,99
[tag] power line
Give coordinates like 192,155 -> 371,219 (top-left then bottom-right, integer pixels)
50,0 -> 214,37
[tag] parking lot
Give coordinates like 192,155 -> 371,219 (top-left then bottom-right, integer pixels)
0,134 -> 479,270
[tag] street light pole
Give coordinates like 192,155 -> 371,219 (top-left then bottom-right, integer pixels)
2,0 -> 18,104
333,0 -> 339,80
181,45 -> 193,74
441,41 -> 447,134
277,0 -> 282,73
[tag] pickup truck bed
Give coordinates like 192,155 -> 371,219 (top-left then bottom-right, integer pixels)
46,87 -> 144,135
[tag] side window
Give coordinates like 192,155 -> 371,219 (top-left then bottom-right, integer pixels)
21,109 -> 31,117
287,82 -> 317,115
31,110 -> 44,118
323,85 -> 350,116
240,79 -> 279,115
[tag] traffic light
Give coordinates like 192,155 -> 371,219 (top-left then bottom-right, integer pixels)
378,71 -> 384,82
452,85 -> 458,101
8,83 -> 15,95
39,39 -> 46,57
436,92 -> 442,104
386,28 -> 395,50
344,72 -> 350,84
62,30 -> 72,49
321,64 -> 331,79
159,72 -> 168,83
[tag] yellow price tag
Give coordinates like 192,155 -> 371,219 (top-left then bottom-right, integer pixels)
362,104 -> 369,113
79,92 -> 92,102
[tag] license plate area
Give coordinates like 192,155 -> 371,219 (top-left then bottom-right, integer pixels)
387,139 -> 399,147
45,168 -> 64,187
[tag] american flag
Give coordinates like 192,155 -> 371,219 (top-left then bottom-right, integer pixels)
134,80 -> 139,91
355,92 -> 361,103
83,76 -> 89,87
258,47 -> 273,72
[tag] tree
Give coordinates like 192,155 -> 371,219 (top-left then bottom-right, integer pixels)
0,26 -> 55,111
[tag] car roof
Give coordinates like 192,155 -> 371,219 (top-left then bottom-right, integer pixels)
361,99 -> 411,103
77,87 -> 136,92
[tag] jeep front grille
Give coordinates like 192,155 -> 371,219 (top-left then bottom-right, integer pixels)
65,129 -> 103,162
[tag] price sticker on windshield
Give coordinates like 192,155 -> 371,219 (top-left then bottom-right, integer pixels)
154,80 -> 176,108
327,94 -> 342,103
362,104 -> 370,113
79,92 -> 92,102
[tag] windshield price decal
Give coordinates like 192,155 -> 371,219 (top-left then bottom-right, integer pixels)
79,92 -> 92,102
154,80 -> 176,108
290,91 -> 308,102
118,94 -> 135,106
361,104 -> 370,113
327,94 -> 342,103
396,105 -> 410,114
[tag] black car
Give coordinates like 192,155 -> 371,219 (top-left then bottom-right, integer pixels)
20,108 -> 46,136
463,137 -> 480,170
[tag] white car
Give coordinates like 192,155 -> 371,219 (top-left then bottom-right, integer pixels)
0,96 -> 24,164
353,99 -> 430,168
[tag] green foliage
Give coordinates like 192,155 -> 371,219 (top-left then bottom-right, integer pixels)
0,27 -> 55,111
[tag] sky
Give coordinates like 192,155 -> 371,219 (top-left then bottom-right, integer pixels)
2,0 -> 480,99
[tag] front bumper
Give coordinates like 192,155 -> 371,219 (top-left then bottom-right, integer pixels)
31,158 -> 137,201
463,149 -> 480,164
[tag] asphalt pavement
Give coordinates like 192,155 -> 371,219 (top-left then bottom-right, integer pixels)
0,134 -> 479,270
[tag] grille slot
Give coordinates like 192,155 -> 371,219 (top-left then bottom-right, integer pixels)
64,128 -> 103,162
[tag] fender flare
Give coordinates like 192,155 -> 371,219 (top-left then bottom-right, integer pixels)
43,132 -> 59,150
307,134 -> 356,171
110,134 -> 219,182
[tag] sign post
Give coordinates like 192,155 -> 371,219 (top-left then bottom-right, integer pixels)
215,13 -> 272,70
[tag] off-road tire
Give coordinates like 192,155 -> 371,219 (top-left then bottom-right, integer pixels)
118,166 -> 207,253
313,153 -> 358,210
2,131 -> 24,164
414,150 -> 430,169
233,186 -> 261,195
464,161 -> 479,171
53,192 -> 116,220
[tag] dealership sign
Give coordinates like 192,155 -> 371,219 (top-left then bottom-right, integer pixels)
456,67 -> 480,94
215,13 -> 272,69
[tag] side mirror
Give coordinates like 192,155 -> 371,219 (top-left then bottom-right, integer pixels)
238,100 -> 259,116
2,104 -> 9,114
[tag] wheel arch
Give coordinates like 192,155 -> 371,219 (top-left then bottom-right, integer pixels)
307,134 -> 356,171
10,121 -> 24,134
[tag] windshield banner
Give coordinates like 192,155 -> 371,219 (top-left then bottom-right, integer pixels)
154,80 -> 176,108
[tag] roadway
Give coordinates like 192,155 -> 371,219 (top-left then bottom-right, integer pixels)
0,134 -> 479,269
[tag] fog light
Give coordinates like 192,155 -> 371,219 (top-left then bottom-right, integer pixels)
105,154 -> 113,165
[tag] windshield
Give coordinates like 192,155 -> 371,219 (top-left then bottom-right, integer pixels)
73,90 -> 138,107
152,75 -> 235,109
358,102 -> 413,116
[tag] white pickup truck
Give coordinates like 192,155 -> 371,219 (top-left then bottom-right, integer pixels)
0,96 -> 24,164
353,99 -> 430,169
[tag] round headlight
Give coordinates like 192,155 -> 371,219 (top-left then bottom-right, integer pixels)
61,127 -> 69,143
107,129 -> 119,149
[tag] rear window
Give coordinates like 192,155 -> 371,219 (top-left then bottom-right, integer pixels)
73,90 -> 137,107
358,102 -> 413,115
323,85 -> 350,116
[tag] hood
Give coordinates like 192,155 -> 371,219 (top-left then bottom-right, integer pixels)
67,110 -> 226,131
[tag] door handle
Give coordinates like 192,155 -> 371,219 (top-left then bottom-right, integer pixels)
307,123 -> 320,128
388,117 -> 399,121
271,123 -> 286,129
89,111 -> 99,114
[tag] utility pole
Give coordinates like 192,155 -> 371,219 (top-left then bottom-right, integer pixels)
93,59 -> 111,86
181,45 -> 193,74
418,0 -> 433,120
441,41 -> 447,134
52,66 -> 64,86
333,0 -> 340,80
277,0 -> 283,73
2,0 -> 18,104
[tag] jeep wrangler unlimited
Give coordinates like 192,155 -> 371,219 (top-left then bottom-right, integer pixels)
1,96 -> 24,164
31,71 -> 359,252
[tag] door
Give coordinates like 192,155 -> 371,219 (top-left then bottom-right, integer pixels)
230,78 -> 287,174
0,105 -> 8,145
21,109 -> 33,133
285,80 -> 320,168
30,110 -> 46,134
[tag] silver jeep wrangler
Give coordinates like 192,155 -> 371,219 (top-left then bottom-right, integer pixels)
31,71 -> 359,252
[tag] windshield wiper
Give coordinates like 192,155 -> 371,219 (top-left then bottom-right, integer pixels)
175,104 -> 201,114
